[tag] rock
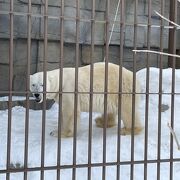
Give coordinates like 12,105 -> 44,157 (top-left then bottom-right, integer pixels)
161,104 -> 169,112
10,163 -> 24,169
0,99 -> 54,110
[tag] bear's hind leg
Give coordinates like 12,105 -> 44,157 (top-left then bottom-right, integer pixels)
95,113 -> 116,128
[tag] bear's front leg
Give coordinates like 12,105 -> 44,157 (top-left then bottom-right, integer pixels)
50,95 -> 80,138
121,94 -> 143,135
62,109 -> 80,137
50,112 -> 74,138
50,110 -> 80,138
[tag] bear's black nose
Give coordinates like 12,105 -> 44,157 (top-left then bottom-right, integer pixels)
34,93 -> 40,98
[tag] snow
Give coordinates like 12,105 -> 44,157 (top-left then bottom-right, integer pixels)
0,96 -> 34,102
1,67 -> 180,180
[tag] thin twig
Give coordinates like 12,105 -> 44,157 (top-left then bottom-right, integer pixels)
104,0 -> 121,61
167,123 -> 180,150
154,10 -> 180,29
108,0 -> 121,45
132,50 -> 180,59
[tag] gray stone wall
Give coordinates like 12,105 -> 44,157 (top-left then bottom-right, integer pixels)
0,0 -> 180,93
1,0 -> 179,46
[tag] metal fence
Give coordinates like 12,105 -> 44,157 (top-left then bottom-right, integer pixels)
0,0 -> 180,180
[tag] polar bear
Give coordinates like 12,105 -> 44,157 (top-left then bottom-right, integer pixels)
30,62 -> 142,137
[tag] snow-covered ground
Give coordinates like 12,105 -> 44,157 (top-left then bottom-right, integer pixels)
1,67 -> 180,180
0,96 -> 34,102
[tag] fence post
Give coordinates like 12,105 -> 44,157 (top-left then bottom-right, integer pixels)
168,0 -> 177,67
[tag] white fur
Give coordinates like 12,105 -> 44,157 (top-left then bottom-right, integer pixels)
30,62 -> 143,137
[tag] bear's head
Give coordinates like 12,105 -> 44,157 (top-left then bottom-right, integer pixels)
30,72 -> 57,103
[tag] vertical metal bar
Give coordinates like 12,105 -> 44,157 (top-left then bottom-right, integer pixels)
102,0 -> 109,179
131,0 -> 138,179
87,0 -> 95,179
116,0 -> 125,180
144,0 -> 151,180
24,0 -> 32,179
157,1 -> 165,180
72,0 -> 80,179
169,1 -> 177,179
6,0 -> 14,179
168,0 -> 176,68
57,0 -> 64,180
170,50 -> 176,180
41,0 -> 48,179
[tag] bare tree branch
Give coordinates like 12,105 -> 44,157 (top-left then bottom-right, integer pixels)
167,123 -> 180,150
132,50 -> 180,59
154,11 -> 180,29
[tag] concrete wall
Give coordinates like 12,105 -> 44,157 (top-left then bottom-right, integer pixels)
0,0 -> 180,92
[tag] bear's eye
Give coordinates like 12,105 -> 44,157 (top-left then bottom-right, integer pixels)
32,84 -> 35,87
40,84 -> 43,87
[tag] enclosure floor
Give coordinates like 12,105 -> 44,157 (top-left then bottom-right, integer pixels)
0,67 -> 180,180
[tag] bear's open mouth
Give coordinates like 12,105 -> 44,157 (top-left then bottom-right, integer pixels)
35,98 -> 41,103
33,93 -> 42,103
